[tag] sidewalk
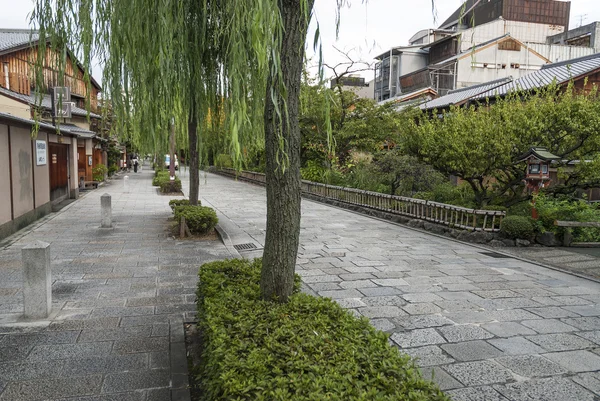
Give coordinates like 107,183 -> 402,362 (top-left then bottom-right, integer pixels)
183,170 -> 600,401
0,168 -> 233,400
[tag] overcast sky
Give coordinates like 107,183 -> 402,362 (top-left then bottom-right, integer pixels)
1,0 -> 599,84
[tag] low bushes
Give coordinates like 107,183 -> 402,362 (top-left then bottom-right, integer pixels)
160,178 -> 182,193
500,215 -> 535,239
92,164 -> 108,181
169,199 -> 194,209
195,258 -> 448,401
534,194 -> 600,242
174,205 -> 217,234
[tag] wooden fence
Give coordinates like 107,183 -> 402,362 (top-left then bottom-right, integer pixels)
217,168 -> 506,232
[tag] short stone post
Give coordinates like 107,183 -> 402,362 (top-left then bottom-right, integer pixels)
123,175 -> 129,192
101,193 -> 112,228
22,241 -> 52,319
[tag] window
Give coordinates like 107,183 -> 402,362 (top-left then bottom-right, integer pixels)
510,63 -> 520,69
542,164 -> 548,174
529,164 -> 540,174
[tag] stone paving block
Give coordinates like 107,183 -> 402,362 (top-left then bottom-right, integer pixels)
444,360 -> 513,386
146,388 -> 171,401
368,318 -> 395,332
563,304 -> 600,316
441,340 -> 503,362
358,306 -> 406,318
338,273 -> 376,281
358,287 -> 403,297
548,286 -> 600,296
435,300 -> 481,312
90,306 -> 155,318
0,375 -> 102,400
526,333 -> 594,352
28,342 -> 113,361
494,377 -> 596,401
575,330 -> 600,345
402,293 -> 443,303
61,354 -> 149,376
393,314 -> 455,330
338,280 -> 378,289
532,295 -> 590,306
390,328 -> 446,348
0,359 -> 66,381
335,298 -> 367,308
420,366 -> 463,390
113,337 -> 169,354
0,330 -> 79,347
572,372 -> 600,394
524,306 -> 580,319
56,392 -> 147,400
401,345 -> 454,367
318,289 -> 363,299
520,318 -> 578,334
543,350 -> 600,372
561,316 -> 600,331
439,325 -> 494,342
78,326 -> 153,342
437,291 -> 483,302
102,369 -> 170,393
487,337 -> 546,355
402,303 -> 442,315
488,309 -> 540,322
361,295 -> 405,307
119,315 -> 171,327
495,354 -> 567,377
446,386 -> 509,401
308,282 -> 341,291
371,278 -> 410,287
472,290 -> 520,299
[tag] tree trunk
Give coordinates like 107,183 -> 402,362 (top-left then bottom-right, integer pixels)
188,108 -> 199,205
261,0 -> 314,302
169,119 -> 176,179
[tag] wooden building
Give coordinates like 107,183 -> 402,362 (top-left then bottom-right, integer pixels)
0,29 -> 104,240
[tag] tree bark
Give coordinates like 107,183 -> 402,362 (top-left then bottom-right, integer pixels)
169,119 -> 176,179
261,0 -> 314,302
188,106 -> 199,205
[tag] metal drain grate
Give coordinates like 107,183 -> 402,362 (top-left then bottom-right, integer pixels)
234,243 -> 258,251
480,251 -> 512,259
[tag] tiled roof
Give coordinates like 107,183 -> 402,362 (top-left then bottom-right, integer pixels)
474,52 -> 600,99
0,112 -> 100,140
0,86 -> 101,118
0,29 -> 39,53
420,77 -> 512,110
0,111 -> 55,131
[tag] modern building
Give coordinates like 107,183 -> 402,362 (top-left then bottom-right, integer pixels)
374,0 -> 600,106
0,28 -> 105,240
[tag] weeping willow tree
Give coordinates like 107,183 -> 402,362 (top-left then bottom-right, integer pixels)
32,0 -> 437,302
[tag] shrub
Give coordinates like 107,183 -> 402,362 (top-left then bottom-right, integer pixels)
500,215 -> 535,239
174,205 -> 217,234
160,178 -> 182,194
195,258 -> 448,401
507,201 -> 532,217
92,164 -> 108,181
107,164 -> 119,177
534,194 -> 600,242
153,171 -> 172,186
215,154 -> 233,168
480,205 -> 508,212
169,199 -> 195,210
300,160 -> 326,182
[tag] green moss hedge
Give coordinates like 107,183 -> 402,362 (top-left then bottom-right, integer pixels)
195,258 -> 448,401
174,205 -> 217,234
500,215 -> 535,239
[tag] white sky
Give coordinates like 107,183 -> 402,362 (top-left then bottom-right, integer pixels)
1,0 -> 599,84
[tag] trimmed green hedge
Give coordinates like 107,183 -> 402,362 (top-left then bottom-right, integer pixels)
169,199 -> 194,210
195,258 -> 448,401
152,170 -> 171,186
160,178 -> 182,193
500,215 -> 535,239
174,205 -> 217,234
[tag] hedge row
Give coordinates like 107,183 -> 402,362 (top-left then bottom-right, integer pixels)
174,204 -> 217,234
195,258 -> 448,401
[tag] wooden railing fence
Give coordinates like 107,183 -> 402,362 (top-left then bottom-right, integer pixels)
217,168 -> 506,232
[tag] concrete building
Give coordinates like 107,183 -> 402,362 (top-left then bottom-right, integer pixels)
373,0 -> 600,106
0,29 -> 104,240
330,75 -> 374,99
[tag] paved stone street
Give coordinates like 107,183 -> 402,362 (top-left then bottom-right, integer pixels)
0,168 -> 233,400
186,171 -> 600,401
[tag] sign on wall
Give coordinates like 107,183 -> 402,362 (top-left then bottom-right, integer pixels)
35,140 -> 47,166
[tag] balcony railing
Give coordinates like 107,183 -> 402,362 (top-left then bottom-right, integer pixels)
216,168 -> 506,232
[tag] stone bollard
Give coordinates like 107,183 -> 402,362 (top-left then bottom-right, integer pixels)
101,193 -> 112,228
123,175 -> 129,192
22,241 -> 52,319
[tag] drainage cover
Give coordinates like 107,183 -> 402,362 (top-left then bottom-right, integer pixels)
234,243 -> 258,251
480,251 -> 512,259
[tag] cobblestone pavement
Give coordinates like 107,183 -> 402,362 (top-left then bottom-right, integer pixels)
188,171 -> 600,401
0,168 -> 233,400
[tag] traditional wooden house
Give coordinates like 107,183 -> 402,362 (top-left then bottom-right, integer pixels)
0,28 -> 104,240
